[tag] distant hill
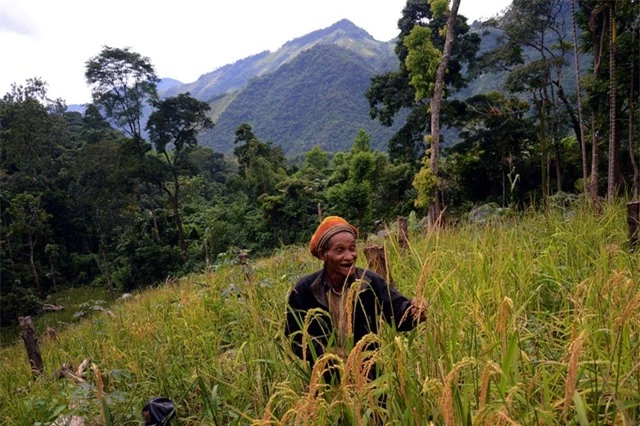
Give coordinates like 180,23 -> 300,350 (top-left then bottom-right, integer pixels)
161,19 -> 403,155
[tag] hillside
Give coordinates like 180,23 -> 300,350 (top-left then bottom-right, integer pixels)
199,43 -> 404,155
1,204 -> 639,424
161,19 -> 394,103
160,19 -> 402,155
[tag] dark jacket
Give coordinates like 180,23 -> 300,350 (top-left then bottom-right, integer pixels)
284,267 -> 419,367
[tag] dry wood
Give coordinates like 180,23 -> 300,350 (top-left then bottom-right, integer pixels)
44,326 -> 59,343
42,303 -> 64,312
57,362 -> 87,384
397,216 -> 409,249
627,201 -> 640,250
19,316 -> 43,377
364,245 -> 393,284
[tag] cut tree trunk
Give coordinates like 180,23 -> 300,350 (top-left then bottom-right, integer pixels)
19,316 -> 43,377
397,216 -> 409,250
627,201 -> 640,251
364,245 -> 393,284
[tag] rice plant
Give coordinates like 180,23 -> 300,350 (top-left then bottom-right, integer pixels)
1,201 -> 638,425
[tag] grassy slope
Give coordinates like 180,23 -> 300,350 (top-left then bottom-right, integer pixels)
1,202 -> 639,425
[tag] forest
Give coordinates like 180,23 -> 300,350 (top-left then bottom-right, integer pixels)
1,0 -> 639,326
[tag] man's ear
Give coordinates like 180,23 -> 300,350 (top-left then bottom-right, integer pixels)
317,249 -> 326,262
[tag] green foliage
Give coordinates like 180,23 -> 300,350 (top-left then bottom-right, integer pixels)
147,93 -> 213,155
0,287 -> 41,327
85,46 -> 159,142
428,0 -> 449,19
201,44 -> 403,155
367,0 -> 480,162
412,162 -> 438,209
404,26 -> 441,101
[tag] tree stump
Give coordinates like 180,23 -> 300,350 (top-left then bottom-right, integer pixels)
397,216 -> 409,250
627,201 -> 640,251
19,316 -> 43,377
364,245 -> 393,284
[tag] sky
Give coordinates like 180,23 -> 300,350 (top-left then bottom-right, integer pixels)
0,0 -> 512,105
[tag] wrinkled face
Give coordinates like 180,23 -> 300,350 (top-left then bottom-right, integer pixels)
319,231 -> 358,283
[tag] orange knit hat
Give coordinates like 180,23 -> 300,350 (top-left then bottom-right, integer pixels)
309,216 -> 358,259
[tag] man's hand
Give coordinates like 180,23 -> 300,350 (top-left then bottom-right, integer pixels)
409,297 -> 429,322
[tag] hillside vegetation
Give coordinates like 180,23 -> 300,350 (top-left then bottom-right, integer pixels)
2,202 -> 639,425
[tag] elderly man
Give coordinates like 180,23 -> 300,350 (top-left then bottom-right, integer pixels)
284,215 -> 427,381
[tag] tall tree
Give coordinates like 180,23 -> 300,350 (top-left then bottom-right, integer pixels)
366,0 -> 480,167
429,0 -> 461,223
146,93 -> 213,254
606,1 -> 617,200
85,46 -> 159,156
233,123 -> 286,199
6,193 -> 51,294
571,0 -> 589,195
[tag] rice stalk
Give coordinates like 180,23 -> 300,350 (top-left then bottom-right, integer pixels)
440,357 -> 476,426
562,331 -> 587,420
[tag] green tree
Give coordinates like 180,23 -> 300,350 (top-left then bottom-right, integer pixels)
443,92 -> 538,207
85,46 -> 159,156
6,193 -> 51,294
233,124 -> 286,199
366,0 -> 480,166
405,0 -> 461,223
478,0 -> 576,201
325,130 -> 381,230
146,93 -> 214,254
0,78 -> 65,181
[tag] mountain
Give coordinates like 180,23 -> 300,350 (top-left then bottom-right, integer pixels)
157,77 -> 183,92
162,19 -> 403,155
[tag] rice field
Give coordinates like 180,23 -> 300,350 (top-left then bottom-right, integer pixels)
1,201 -> 638,425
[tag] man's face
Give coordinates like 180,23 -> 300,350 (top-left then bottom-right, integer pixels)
320,231 -> 358,283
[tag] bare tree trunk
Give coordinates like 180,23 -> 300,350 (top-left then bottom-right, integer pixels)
429,0 -> 461,225
629,26 -> 639,199
607,4 -> 617,201
364,245 -> 393,284
554,138 -> 563,193
627,201 -> 640,250
28,235 -> 41,294
589,6 -> 607,214
203,238 -> 211,271
536,95 -> 550,202
571,0 -> 589,194
397,216 -> 409,250
162,176 -> 186,255
19,316 -> 44,377
590,119 -> 602,214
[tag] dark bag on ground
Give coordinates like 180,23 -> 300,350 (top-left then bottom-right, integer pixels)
142,397 -> 176,426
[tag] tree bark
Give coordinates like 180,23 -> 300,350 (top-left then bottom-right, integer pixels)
588,7 -> 607,214
628,25 -> 638,199
28,235 -> 41,294
397,216 -> 409,250
570,0 -> 589,194
364,245 -> 393,284
429,0 -> 461,225
607,4 -> 617,201
627,201 -> 640,251
19,316 -> 44,377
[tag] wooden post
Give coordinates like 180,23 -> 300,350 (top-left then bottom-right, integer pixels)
364,245 -> 393,284
397,216 -> 409,250
19,316 -> 43,377
627,201 -> 640,251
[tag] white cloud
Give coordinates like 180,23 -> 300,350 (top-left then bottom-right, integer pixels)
0,0 -> 39,37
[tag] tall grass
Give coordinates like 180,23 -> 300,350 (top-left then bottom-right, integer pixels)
1,202 -> 638,425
